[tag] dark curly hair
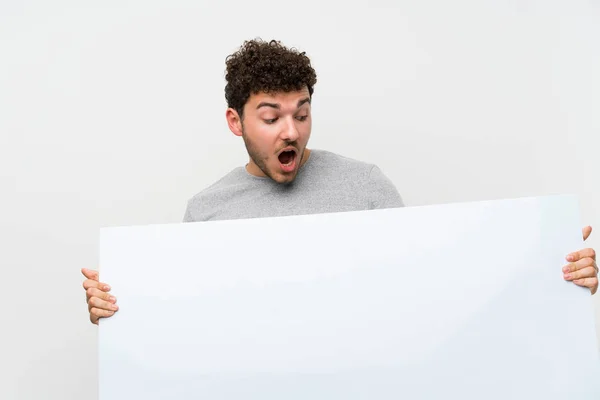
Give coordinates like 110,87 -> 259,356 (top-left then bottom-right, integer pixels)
224,39 -> 317,119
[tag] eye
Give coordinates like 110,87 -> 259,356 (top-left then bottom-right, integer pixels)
264,118 -> 278,124
296,115 -> 308,121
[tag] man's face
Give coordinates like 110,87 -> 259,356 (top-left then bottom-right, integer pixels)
228,87 -> 312,184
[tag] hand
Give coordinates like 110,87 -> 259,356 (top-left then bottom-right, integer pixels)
563,226 -> 598,295
82,268 -> 119,324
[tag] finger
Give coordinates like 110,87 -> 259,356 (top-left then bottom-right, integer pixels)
582,226 -> 592,241
82,278 -> 111,292
573,276 -> 599,291
86,287 -> 117,304
90,307 -> 115,324
87,296 -> 119,312
563,258 -> 596,273
81,268 -> 99,281
566,248 -> 596,262
564,266 -> 598,281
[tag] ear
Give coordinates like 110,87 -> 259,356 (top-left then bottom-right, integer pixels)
225,108 -> 243,137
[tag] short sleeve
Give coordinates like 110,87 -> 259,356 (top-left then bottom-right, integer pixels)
182,200 -> 194,222
368,165 -> 404,209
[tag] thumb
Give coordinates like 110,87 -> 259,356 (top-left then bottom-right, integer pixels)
582,226 -> 592,241
81,268 -> 99,281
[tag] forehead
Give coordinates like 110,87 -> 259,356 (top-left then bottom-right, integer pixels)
247,87 -> 311,108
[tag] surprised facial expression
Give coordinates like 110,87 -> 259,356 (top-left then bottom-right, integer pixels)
226,87 -> 312,184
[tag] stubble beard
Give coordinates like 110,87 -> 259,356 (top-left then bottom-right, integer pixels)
241,125 -> 301,184
241,126 -> 275,181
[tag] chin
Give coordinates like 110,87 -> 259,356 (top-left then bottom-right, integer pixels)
269,169 -> 299,184
273,173 -> 298,184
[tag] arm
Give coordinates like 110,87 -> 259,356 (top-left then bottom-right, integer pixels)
367,165 -> 405,209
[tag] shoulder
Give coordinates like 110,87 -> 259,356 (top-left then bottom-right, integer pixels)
309,149 -> 404,209
307,149 -> 378,182
309,149 -> 373,170
182,167 -> 247,222
309,149 -> 389,181
188,166 -> 247,199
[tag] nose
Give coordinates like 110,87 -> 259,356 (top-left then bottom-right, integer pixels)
279,116 -> 300,142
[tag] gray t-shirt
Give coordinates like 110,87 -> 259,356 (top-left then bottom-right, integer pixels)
183,149 -> 404,222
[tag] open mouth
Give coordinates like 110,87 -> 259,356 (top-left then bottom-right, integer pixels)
277,149 -> 297,172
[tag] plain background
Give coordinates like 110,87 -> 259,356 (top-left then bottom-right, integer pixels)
1,1 -> 598,399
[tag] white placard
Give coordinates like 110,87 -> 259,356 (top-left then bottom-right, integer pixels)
99,195 -> 599,399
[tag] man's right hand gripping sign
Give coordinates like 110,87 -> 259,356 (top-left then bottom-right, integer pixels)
82,268 -> 119,324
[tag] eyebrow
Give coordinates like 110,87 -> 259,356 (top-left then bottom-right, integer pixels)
256,97 -> 311,110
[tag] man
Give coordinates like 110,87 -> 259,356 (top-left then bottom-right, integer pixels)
82,38 -> 598,324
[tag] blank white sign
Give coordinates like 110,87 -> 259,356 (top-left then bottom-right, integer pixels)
98,195 -> 599,399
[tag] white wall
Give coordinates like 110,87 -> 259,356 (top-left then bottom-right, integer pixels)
1,1 -> 598,399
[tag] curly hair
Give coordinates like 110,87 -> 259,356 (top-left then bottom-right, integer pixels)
224,39 -> 317,118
